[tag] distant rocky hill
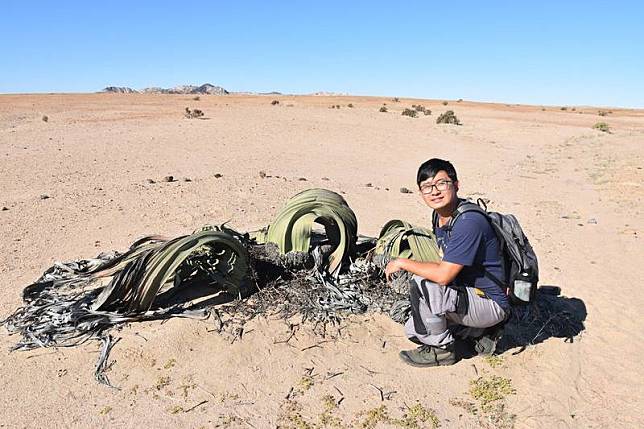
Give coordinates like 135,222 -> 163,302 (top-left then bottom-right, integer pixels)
102,86 -> 138,94
101,83 -> 229,95
142,83 -> 229,95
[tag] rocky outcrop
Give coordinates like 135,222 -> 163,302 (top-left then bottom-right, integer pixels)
192,83 -> 229,95
102,86 -> 138,93
140,83 -> 229,95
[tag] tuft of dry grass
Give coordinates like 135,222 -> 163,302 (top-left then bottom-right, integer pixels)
484,355 -> 504,368
469,376 -> 515,412
379,106 -> 388,113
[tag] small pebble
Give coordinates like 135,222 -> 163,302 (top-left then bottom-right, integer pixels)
298,177 -> 307,181
146,178 -> 155,184
365,183 -> 373,187
40,194 -> 50,200
163,176 -> 174,183
399,187 -> 413,194
321,177 -> 330,181
259,171 -> 267,178
183,177 -> 192,182
587,218 -> 598,224
214,173 -> 223,178
1,206 -> 8,211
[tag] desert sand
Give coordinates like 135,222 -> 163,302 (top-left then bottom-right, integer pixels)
0,93 -> 642,428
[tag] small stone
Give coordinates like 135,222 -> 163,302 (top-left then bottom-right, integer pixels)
214,173 -> 223,178
321,177 -> 330,181
40,194 -> 50,200
146,178 -> 156,184
298,177 -> 307,181
587,218 -> 598,224
365,183 -> 373,187
183,177 -> 192,182
163,176 -> 174,182
259,171 -> 267,179
399,187 -> 413,194
385,187 -> 390,191
1,206 -> 8,211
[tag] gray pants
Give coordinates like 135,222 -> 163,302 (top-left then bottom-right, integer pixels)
404,275 -> 507,347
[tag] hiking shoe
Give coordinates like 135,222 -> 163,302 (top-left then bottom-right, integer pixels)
472,324 -> 504,356
472,335 -> 498,356
399,344 -> 456,367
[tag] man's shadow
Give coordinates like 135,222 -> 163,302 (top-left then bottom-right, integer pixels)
457,285 -> 587,359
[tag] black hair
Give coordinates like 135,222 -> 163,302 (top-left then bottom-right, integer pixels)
416,158 -> 458,187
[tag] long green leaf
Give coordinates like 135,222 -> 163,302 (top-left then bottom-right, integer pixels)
374,219 -> 441,264
257,188 -> 358,276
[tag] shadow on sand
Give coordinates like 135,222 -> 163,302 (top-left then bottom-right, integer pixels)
457,286 -> 587,359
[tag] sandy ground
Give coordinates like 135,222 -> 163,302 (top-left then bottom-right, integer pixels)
0,94 -> 642,428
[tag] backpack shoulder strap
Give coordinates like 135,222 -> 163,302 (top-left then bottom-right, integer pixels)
447,199 -> 489,231
431,210 -> 439,233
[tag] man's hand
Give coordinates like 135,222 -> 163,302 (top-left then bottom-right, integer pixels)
384,258 -> 464,286
385,258 -> 406,282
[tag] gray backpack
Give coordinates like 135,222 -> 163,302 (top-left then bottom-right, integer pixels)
433,199 -> 539,305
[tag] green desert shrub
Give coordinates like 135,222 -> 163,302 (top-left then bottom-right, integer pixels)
593,122 -> 610,133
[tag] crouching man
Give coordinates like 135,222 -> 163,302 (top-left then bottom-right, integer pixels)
385,158 -> 510,367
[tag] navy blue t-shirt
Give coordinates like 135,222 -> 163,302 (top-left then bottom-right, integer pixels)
434,211 -> 510,311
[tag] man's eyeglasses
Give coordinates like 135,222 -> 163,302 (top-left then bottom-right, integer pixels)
420,180 -> 452,194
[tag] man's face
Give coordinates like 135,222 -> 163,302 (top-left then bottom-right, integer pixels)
418,170 -> 459,211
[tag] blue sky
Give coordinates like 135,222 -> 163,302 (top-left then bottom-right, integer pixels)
2,1 -> 642,107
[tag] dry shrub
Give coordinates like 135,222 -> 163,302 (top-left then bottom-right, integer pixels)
184,107 -> 204,119
436,110 -> 461,125
379,106 -> 388,113
402,108 -> 417,118
271,99 -> 280,105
